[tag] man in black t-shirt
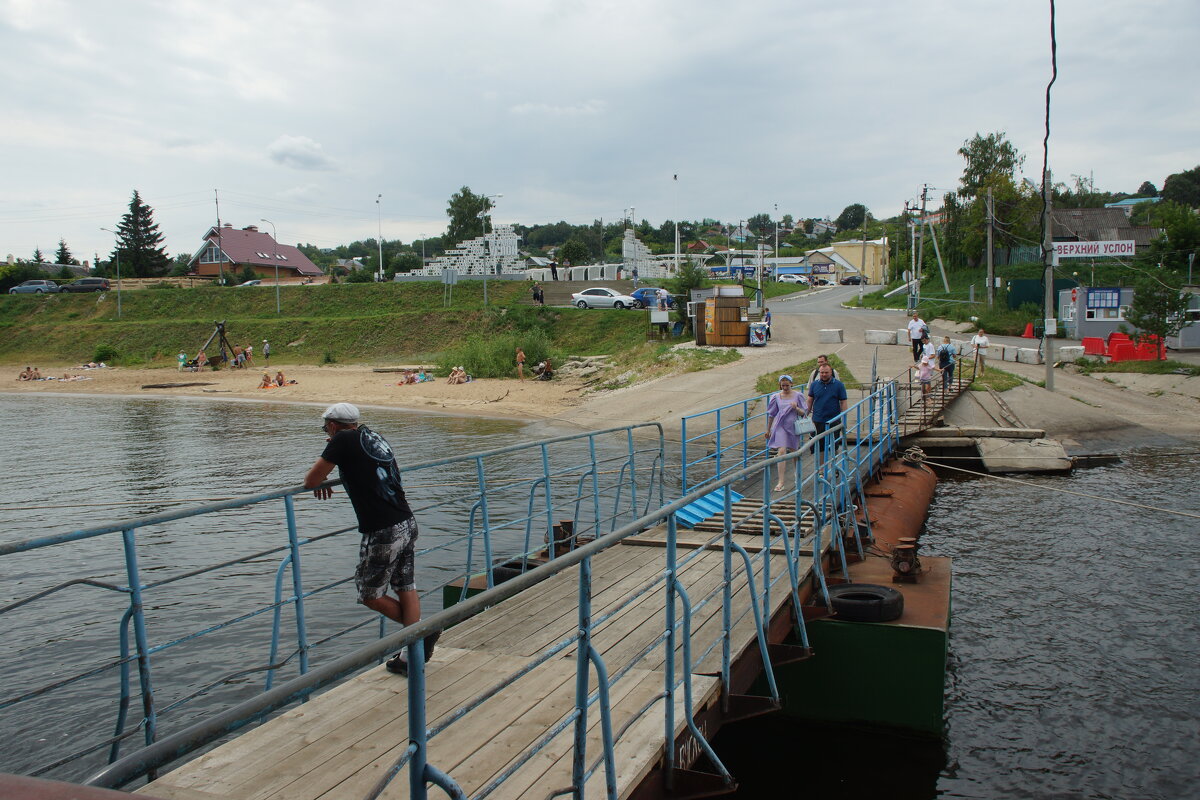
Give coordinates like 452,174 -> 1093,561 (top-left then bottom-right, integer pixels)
303,402 -> 437,675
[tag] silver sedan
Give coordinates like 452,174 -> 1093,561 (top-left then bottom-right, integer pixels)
570,287 -> 640,309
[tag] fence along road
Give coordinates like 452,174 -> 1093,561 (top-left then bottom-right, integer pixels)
77,386 -> 900,799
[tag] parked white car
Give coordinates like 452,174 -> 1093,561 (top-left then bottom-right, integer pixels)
776,274 -> 808,285
570,287 -> 640,309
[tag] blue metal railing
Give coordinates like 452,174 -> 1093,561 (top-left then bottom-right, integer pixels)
7,385 -> 901,797
86,421 -> 879,798
0,423 -> 665,779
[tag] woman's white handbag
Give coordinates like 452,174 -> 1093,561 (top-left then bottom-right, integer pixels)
794,415 -> 817,436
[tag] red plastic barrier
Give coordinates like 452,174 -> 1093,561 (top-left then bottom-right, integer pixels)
1108,343 -> 1136,363
1082,337 -> 1106,355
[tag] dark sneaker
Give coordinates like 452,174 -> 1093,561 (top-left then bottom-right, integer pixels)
423,630 -> 440,663
385,630 -> 441,677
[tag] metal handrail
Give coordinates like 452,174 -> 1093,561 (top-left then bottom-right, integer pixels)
86,423 -> 865,795
1,423 -> 666,778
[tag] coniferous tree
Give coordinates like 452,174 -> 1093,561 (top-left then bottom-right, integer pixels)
55,238 -> 79,265
32,247 -> 46,263
111,190 -> 170,277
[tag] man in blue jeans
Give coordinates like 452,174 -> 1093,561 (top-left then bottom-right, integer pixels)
807,364 -> 848,453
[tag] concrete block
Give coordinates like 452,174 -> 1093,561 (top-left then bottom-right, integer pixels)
978,437 -> 1071,473
1016,347 -> 1042,364
1057,346 -> 1084,361
897,329 -> 911,344
1000,345 -> 1017,362
818,329 -> 844,344
865,329 -> 898,345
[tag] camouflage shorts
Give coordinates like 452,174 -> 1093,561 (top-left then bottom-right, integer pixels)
355,517 -> 418,600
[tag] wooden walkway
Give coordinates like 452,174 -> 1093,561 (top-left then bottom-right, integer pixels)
139,503 -> 822,800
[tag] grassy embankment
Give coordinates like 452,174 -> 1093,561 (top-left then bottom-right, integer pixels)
0,281 -> 745,379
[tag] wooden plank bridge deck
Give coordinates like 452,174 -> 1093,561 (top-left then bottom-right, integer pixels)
898,373 -> 971,437
139,503 -> 824,800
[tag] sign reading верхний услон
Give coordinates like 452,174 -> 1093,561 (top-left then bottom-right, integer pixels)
1053,240 -> 1136,258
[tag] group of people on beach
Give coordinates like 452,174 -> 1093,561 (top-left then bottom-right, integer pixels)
515,348 -> 553,382
258,371 -> 296,388
16,366 -> 94,382
397,369 -> 432,385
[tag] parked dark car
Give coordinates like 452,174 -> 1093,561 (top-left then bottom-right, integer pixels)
61,277 -> 111,293
839,275 -> 865,285
629,287 -> 675,309
8,280 -> 62,294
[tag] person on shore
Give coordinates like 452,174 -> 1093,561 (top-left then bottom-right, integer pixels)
31,367 -> 41,380
807,363 -> 848,439
533,358 -> 554,381
656,287 -> 670,310
765,374 -> 808,491
303,403 -> 438,676
632,267 -> 639,288
763,307 -> 772,340
937,336 -> 957,390
531,283 -> 544,306
244,345 -> 254,366
197,351 -> 208,370
549,261 -> 558,281
446,366 -> 467,384
806,355 -> 839,387
177,351 -> 187,371
516,347 -> 527,382
16,367 -> 32,381
262,339 -> 271,364
275,371 -> 293,386
971,329 -> 990,377
907,312 -> 928,363
258,371 -> 274,389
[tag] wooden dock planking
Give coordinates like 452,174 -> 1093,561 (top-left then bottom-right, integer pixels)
140,510 -> 825,799
440,544 -> 649,651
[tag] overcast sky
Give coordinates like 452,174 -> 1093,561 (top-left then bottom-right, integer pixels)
2,0 -> 1196,264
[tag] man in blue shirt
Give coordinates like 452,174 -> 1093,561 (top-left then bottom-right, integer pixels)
807,363 -> 848,436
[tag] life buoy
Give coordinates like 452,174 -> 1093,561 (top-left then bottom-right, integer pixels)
826,583 -> 904,622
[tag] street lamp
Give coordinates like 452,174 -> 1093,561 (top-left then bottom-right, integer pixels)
261,218 -> 280,314
376,194 -> 384,281
99,227 -> 121,318
774,203 -> 779,282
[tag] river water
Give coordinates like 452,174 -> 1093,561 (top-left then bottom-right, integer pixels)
2,394 -> 1197,797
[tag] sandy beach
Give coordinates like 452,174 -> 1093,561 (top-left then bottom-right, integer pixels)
6,363 -> 589,424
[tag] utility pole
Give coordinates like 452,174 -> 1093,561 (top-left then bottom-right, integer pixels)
986,187 -> 995,308
376,194 -> 384,282
673,174 -> 680,276
1042,169 -> 1055,391
214,189 -> 225,286
915,184 -> 928,285
860,212 -> 868,287
774,202 -> 780,282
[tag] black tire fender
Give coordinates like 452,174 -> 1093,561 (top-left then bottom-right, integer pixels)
827,583 -> 903,622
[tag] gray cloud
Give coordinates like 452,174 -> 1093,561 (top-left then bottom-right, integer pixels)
267,135 -> 336,171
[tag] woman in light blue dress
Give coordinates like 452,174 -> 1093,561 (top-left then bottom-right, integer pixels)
766,374 -> 809,491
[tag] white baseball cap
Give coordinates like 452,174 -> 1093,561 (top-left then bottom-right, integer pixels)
321,402 -> 360,423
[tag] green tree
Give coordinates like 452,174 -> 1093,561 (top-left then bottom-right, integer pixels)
111,190 -> 170,277
1136,180 -> 1158,197
781,214 -> 794,229
55,239 -> 78,265
32,247 -> 45,263
445,186 -> 494,247
558,239 -> 590,266
392,252 -> 422,274
835,204 -> 866,232
169,254 -> 191,276
1122,276 -> 1193,353
1161,166 -> 1200,207
957,132 -> 1024,198
1142,201 -> 1200,270
746,212 -> 773,238
237,265 -> 257,284
343,268 -> 374,283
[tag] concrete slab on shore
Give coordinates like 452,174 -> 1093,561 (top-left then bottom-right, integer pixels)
977,436 -> 1072,472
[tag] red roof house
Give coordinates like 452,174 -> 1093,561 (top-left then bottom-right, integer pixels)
188,223 -> 323,279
